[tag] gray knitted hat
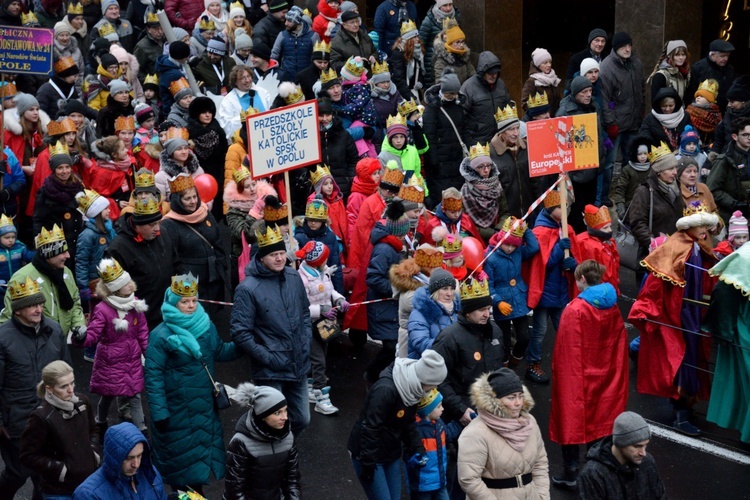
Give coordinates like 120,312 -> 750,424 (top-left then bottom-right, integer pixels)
14,93 -> 39,116
612,411 -> 652,447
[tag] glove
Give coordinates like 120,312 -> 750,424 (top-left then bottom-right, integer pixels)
413,82 -> 423,91
79,287 -> 91,302
559,237 -> 571,250
616,203 -> 626,220
562,257 -> 578,271
71,325 -> 87,344
603,137 -> 614,151
0,189 -> 10,203
323,307 -> 338,320
358,464 -> 375,483
605,124 -> 619,140
498,301 -> 513,316
407,453 -> 428,468
362,127 -> 375,140
336,300 -> 350,312
154,418 -> 170,432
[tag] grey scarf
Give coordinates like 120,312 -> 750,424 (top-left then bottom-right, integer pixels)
45,392 -> 82,420
657,178 -> 679,203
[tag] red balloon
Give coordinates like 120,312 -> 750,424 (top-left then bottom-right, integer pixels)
193,174 -> 218,203
462,236 -> 485,273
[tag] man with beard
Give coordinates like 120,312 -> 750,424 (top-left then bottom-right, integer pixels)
192,38 -> 236,96
576,205 -> 620,295
271,6 -> 320,82
134,8 -> 165,81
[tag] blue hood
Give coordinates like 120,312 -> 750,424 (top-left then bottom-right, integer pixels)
154,54 -> 181,72
534,208 -> 560,230
578,283 -> 617,309
102,422 -> 156,484
370,221 -> 391,245
411,286 -> 459,323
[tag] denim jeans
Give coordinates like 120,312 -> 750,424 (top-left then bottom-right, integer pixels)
352,458 -> 402,500
42,495 -> 73,500
527,306 -> 563,363
259,378 -> 310,437
411,488 -> 450,500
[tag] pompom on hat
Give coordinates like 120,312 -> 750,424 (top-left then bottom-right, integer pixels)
233,383 -> 288,419
295,240 -> 329,268
384,199 -> 409,237
728,210 -> 749,240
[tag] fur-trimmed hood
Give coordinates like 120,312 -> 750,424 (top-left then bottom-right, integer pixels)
223,179 -> 254,211
490,133 -> 526,157
159,148 -> 202,177
470,372 -> 535,418
460,155 -> 500,182
389,258 -> 425,293
143,142 -> 162,159
3,107 -> 51,136
411,285 -> 459,323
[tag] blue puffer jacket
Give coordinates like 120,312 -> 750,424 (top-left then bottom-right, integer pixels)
75,219 -> 116,289
407,286 -> 459,359
0,241 -> 34,304
155,55 -> 185,116
578,282 -> 617,310
534,209 -> 570,308
0,147 -> 25,219
231,256 -> 312,381
373,0 -> 418,57
72,422 -> 166,500
484,229 -> 540,319
366,222 -> 404,341
406,416 -> 462,493
273,23 -> 318,82
294,224 -> 344,295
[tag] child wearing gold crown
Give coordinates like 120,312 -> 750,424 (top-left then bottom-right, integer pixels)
294,194 -> 344,294
378,112 -> 429,197
0,215 -> 35,304
307,165 -> 348,259
89,135 -> 138,220
577,204 -> 620,294
96,79 -> 134,138
685,78 -> 721,147
74,190 -> 116,307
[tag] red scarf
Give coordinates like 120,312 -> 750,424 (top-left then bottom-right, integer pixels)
351,176 -> 378,196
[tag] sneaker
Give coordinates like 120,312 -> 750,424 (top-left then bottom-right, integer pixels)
551,467 -> 579,490
307,378 -> 316,403
314,386 -> 339,415
525,362 -> 550,384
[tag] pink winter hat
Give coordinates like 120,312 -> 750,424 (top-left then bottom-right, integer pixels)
728,210 -> 749,240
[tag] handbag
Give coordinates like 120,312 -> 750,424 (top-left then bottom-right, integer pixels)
314,317 -> 343,342
616,187 -> 652,271
203,362 -> 231,410
440,107 -> 469,158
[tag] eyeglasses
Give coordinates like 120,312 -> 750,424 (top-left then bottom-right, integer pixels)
476,163 -> 493,170
739,133 -> 750,138
452,40 -> 466,46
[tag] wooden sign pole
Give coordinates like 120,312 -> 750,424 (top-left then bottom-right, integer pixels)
559,172 -> 570,258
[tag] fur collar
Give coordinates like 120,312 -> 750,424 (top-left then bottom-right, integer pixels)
389,258 -> 424,293
144,142 -> 162,159
470,372 -> 535,418
3,107 -> 51,136
223,180 -> 254,211
490,134 -> 526,157
159,149 -> 201,177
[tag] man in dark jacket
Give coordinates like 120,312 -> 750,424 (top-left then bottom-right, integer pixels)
711,76 -> 750,155
686,39 -> 736,114
192,39 -> 236,96
231,224 -> 312,437
460,51 -> 510,146
253,0 -> 289,51
579,411 -> 667,500
107,196 -> 181,330
134,11 -> 165,81
295,42 -> 330,100
0,279 -> 70,498
706,117 -> 750,224
271,6 -> 320,82
373,0 -> 418,58
155,42 -> 190,116
89,0 -> 134,53
330,11 -> 377,73
0,0 -> 22,26
565,28 -> 607,88
318,98 -> 359,201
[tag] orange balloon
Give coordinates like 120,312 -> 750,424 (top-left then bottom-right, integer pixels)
462,236 -> 485,273
193,174 -> 218,203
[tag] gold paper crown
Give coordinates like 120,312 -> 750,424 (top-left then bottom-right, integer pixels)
682,201 -> 711,217
165,126 -> 189,141
263,201 -> 289,222
320,68 -> 339,84
21,11 -> 38,24
381,165 -> 405,187
47,117 -> 77,137
168,173 -> 195,194
305,197 -> 328,220
398,175 -> 425,204
240,107 -> 259,121
98,22 -> 116,38
169,77 -> 191,97
500,216 -> 526,238
494,104 -> 518,123
145,9 -> 159,24
76,189 -> 103,215
343,57 -> 366,78
697,79 -> 718,98
648,141 -> 672,163
386,113 -> 407,129
0,82 -> 16,97
143,73 -> 159,86
583,205 -> 611,229
233,166 -> 251,184
543,189 -> 560,209
170,272 -> 199,297
0,214 -> 13,229
371,60 -> 389,76
49,141 -> 70,158
442,192 -> 462,212
115,115 -> 135,132
400,19 -> 417,36
54,56 -> 76,75
439,234 -> 462,254
134,195 -> 160,216
8,277 -> 42,301
284,85 -> 304,105
229,1 -> 243,13
256,224 -> 284,248
302,8 -> 311,18
35,224 -> 66,249
468,143 -> 491,161
313,40 -> 330,53
97,258 -> 125,283
460,277 -> 490,302
527,92 -> 549,109
198,16 -> 215,31
67,2 -> 84,15
397,98 -> 419,117
134,168 -> 155,188
414,247 -> 444,269
309,164 -> 331,186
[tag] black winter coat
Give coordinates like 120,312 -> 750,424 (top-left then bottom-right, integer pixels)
431,314 -> 504,423
295,63 -> 321,101
490,136 -> 540,223
627,175 -> 685,249
389,46 -> 425,102
422,84 -> 465,196
713,101 -> 750,154
366,223 -> 404,341
37,77 -> 79,120
706,141 -> 750,224
320,117 -> 359,202
33,181 -> 85,274
686,57 -> 736,113
348,365 -> 424,467
579,436 -> 667,500
252,15 -> 285,53
460,51 -> 510,145
565,47 -> 602,86
96,96 -> 135,138
638,88 -> 693,150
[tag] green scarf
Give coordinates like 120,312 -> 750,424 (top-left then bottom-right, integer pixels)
160,289 -> 210,359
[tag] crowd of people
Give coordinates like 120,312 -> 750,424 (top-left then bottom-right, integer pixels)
0,0 -> 748,497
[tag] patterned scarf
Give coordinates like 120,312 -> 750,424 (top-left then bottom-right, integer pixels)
461,175 -> 503,228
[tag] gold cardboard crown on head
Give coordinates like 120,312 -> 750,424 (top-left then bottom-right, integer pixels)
460,277 -> 490,301
320,68 -> 339,84
134,195 -> 160,216
313,40 -> 330,53
263,201 -> 289,222
229,1 -> 243,13
145,9 -> 159,24
47,117 -> 77,137
165,127 -> 189,142
414,247 -> 444,269
442,191 -> 463,212
343,57 -> 366,78
305,198 -> 328,220
169,77 -> 191,97
398,175 -> 425,203
371,60 -> 389,75
256,224 -> 284,247
386,113 -> 407,129
67,2 -> 84,15
97,258 -> 125,283
21,11 -> 38,24
168,173 -> 195,194
528,92 -> 549,109
144,73 -> 159,86
494,104 -> 518,123
35,224 -> 66,249
134,168 -> 155,188
501,216 -> 526,238
233,166 -> 251,184
284,85 -> 304,105
0,82 -> 16,98
683,201 -> 711,217
98,22 -> 116,38
468,143 -> 491,161
8,277 -> 42,301
543,189 -> 561,209
240,107 -> 259,121
648,141 -> 672,163
0,214 -> 13,229
76,189 -> 103,215
400,19 -> 417,35
397,98 -> 419,117
198,16 -> 215,31
381,165 -> 405,187
115,115 -> 135,132
697,79 -> 718,98
309,164 -> 331,186
54,56 -> 76,75
48,141 -> 70,158
439,234 -> 462,254
583,205 -> 611,229
170,272 -> 199,297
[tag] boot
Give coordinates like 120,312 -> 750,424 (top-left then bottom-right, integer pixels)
314,386 -> 339,415
508,354 -> 523,370
551,467 -> 579,490
307,378 -> 316,403
673,409 -> 701,436
525,362 -> 550,384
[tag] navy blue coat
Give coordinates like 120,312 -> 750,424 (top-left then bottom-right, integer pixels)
407,286 -> 459,359
231,257 -> 312,382
373,0 -> 418,57
155,55 -> 185,117
484,229 -> 540,320
534,209 -> 571,309
294,224 -> 344,295
273,23 -> 318,82
366,223 -> 403,341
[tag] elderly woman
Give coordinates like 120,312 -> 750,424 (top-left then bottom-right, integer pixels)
145,273 -> 241,495
217,65 -> 272,139
53,22 -> 85,92
460,144 -> 509,243
161,174 -> 228,308
639,88 -> 693,150
154,128 -> 205,199
678,156 -> 723,235
458,368 -> 550,499
648,40 -> 690,102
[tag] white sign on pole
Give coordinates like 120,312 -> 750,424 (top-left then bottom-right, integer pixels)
246,100 -> 322,179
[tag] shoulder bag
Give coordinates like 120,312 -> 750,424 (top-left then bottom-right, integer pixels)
616,187 -> 652,271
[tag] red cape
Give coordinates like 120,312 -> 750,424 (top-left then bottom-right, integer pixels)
421,212 -> 483,247
522,226 -> 580,310
577,233 -> 621,295
550,293 -> 629,444
348,193 -> 386,271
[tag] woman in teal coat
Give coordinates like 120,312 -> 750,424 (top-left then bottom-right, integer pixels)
145,272 -> 241,495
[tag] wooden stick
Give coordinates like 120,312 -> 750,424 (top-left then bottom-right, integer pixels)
559,173 -> 570,258
284,170 -> 296,269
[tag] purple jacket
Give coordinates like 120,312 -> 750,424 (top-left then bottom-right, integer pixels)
84,299 -> 149,397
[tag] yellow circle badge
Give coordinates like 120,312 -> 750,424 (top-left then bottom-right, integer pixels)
99,237 -> 107,245
474,352 -> 482,361
396,409 -> 405,418
63,212 -> 71,220
317,284 -> 325,292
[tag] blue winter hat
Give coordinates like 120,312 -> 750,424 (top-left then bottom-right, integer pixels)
417,389 -> 443,418
0,215 -> 16,236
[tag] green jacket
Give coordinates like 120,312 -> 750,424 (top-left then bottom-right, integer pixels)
706,142 -> 748,224
378,132 -> 430,195
226,207 -> 259,257
609,163 -> 650,207
0,263 -> 84,334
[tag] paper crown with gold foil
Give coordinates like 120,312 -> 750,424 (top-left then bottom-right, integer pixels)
0,214 -> 14,231
342,56 -> 366,79
386,113 -> 407,129
282,84 -> 304,105
381,164 -> 405,188
305,195 -> 328,221
21,11 -> 39,25
697,79 -> 718,99
144,7 -> 159,25
35,224 -> 66,249
543,189 -> 561,209
67,2 -> 84,15
198,15 -> 215,31
228,1 -> 243,14
115,115 -> 135,132
169,77 -> 191,97
371,60 -> 389,76
133,168 -> 155,188
309,164 -> 332,186
414,245 -> 444,269
263,197 -> 289,223
494,104 -> 518,123
76,189 -> 103,215
400,19 -> 417,36
233,166 -> 251,184
439,233 -> 462,256
98,22 -> 116,39
583,204 -> 611,229
313,39 -> 330,53
96,257 -> 125,284
683,200 -> 711,218
165,126 -> 189,142
0,82 -> 16,98
498,216 -> 526,246
459,277 -> 490,302
134,195 -> 160,216
676,200 -> 719,231
397,174 -> 425,204
648,141 -> 672,163
168,173 -> 195,194
320,68 -> 340,85
54,56 -> 77,75
170,272 -> 199,297
47,117 -> 77,137
256,224 -> 284,248
468,143 -> 491,161
48,141 -> 70,158
143,73 -> 159,86
527,92 -> 549,109
240,107 -> 259,121
397,98 -> 419,117
441,188 -> 462,212
8,277 -> 42,301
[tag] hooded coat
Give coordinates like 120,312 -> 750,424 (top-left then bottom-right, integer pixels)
638,87 -> 693,149
423,83 -> 466,196
155,55 -> 186,116
389,258 -> 426,358
489,134 -> 540,224
407,285 -> 459,359
3,106 -> 50,169
485,228 -> 539,320
627,175 -> 685,249
366,222 -> 404,341
461,52 -> 510,145
37,75 -> 80,120
418,6 -> 460,87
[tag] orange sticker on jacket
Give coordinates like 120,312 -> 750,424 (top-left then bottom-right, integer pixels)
474,352 -> 482,361
396,409 -> 405,418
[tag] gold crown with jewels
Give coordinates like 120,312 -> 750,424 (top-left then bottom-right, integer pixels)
343,56 -> 366,78
47,117 -> 77,137
115,115 -> 135,132
414,246 -> 444,269
397,98 -> 419,117
386,113 -> 407,129
21,11 -> 39,25
397,174 -> 424,203
309,164 -> 331,186
381,164 -> 405,187
229,1 -> 243,13
0,82 -> 16,98
468,142 -> 491,161
460,277 -> 490,301
682,201 -> 711,217
170,272 -> 199,297
400,19 -> 417,36
48,140 -> 70,158
67,2 -> 84,15
371,60 -> 389,76
165,126 -> 189,141
494,104 -> 517,123
233,166 -> 251,184
198,15 -> 215,31
648,141 -> 672,163
144,8 -> 159,24
143,73 -> 159,86
501,216 -> 526,238
54,56 -> 77,75
313,40 -> 330,53
0,214 -> 13,229
527,92 -> 549,109
168,173 -> 194,194
320,68 -> 339,84
97,258 -> 125,283
283,85 -> 304,105
98,22 -> 116,38
35,224 -> 66,249
697,79 -> 718,97
169,77 -> 191,97
256,224 -> 284,248
8,277 -> 42,300
76,189 -> 103,215
134,168 -> 155,188
134,195 -> 160,216
439,233 -> 462,254
240,107 -> 259,121
305,197 -> 328,220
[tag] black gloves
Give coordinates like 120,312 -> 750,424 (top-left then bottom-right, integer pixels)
71,325 -> 87,344
358,464 -> 375,483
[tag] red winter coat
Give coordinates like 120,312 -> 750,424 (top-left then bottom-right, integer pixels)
577,233 -> 620,295
420,212 -> 483,247
549,283 -> 628,445
26,149 -> 89,217
87,156 -> 137,221
312,0 -> 339,43
348,192 -> 386,271
165,0 -> 205,30
522,224 -> 580,310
